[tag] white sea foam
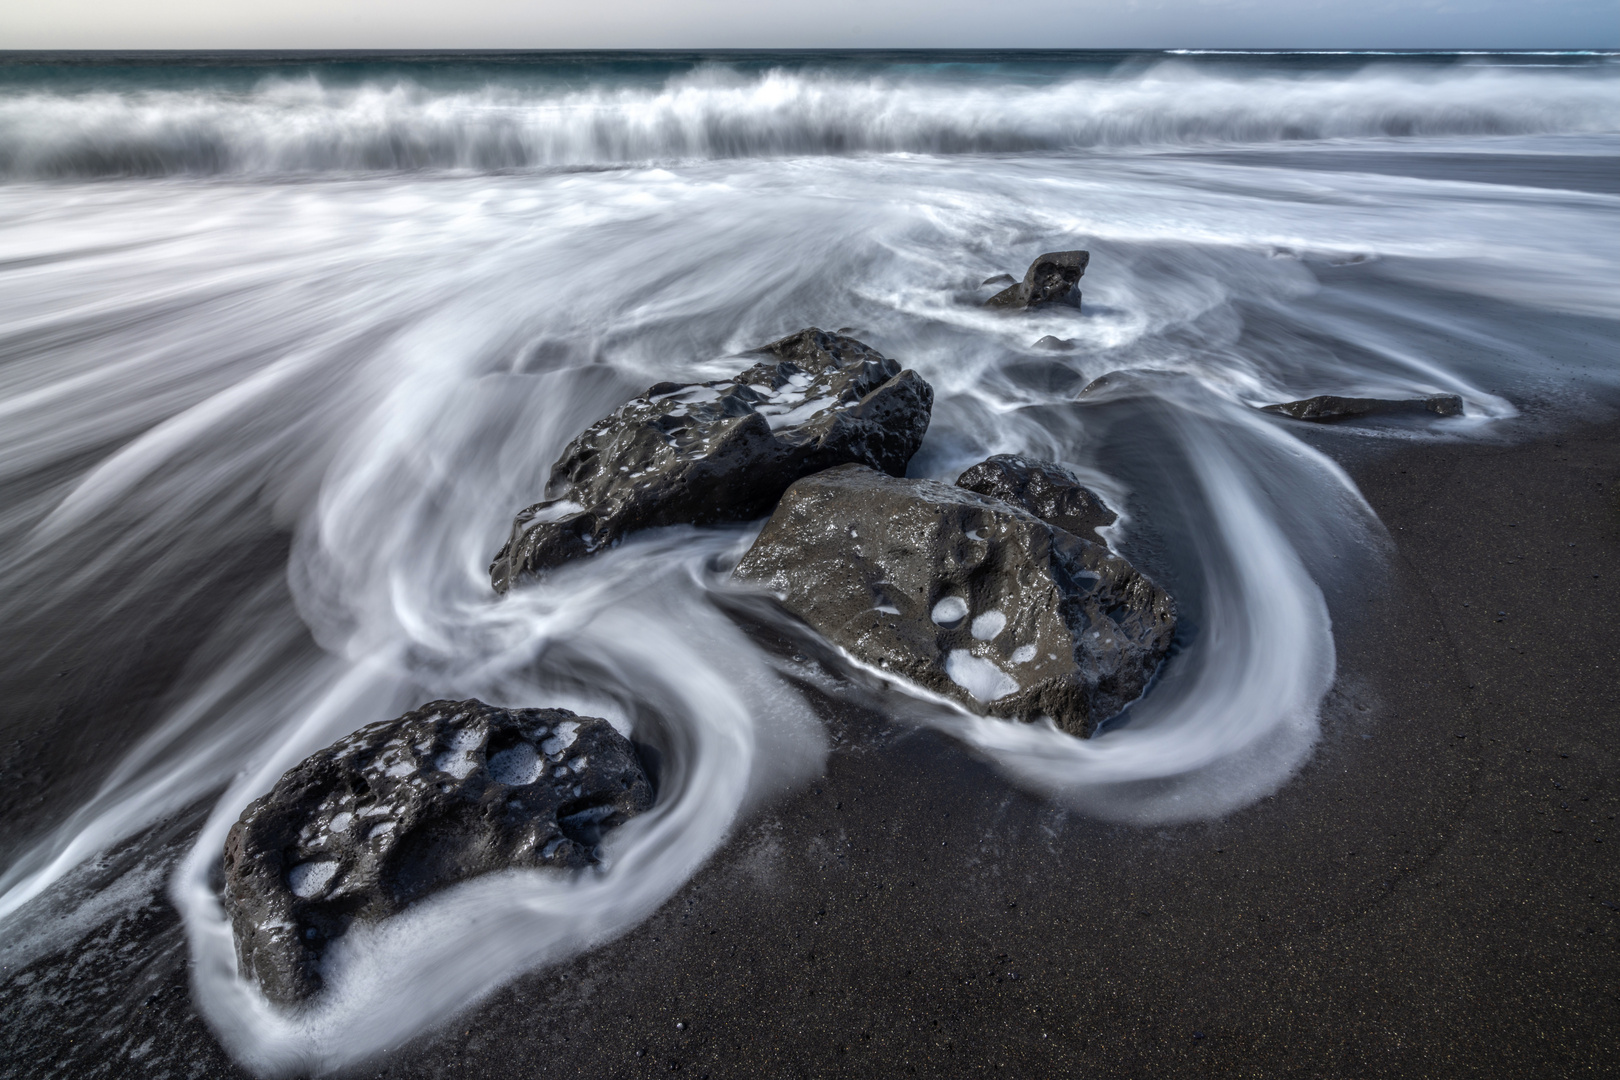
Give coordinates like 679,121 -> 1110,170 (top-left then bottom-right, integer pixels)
0,63 -> 1617,179
945,650 -> 1020,702
0,56 -> 1614,1075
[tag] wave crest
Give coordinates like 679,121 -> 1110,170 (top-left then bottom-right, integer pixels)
2,63 -> 1617,178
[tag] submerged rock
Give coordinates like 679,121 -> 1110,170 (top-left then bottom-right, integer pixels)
491,328 -> 933,592
733,464 -> 1174,736
956,454 -> 1116,541
1261,394 -> 1464,422
223,699 -> 653,1005
1032,335 -> 1075,351
985,250 -> 1089,311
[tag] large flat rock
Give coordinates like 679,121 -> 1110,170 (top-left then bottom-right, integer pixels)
1261,393 -> 1464,422
222,698 -> 653,1005
491,329 -> 932,592
733,464 -> 1174,736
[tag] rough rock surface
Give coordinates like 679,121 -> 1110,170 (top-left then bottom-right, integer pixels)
956,454 -> 1116,540
223,699 -> 654,1005
733,464 -> 1174,736
491,328 -> 933,592
1262,393 -> 1464,422
985,250 -> 1089,310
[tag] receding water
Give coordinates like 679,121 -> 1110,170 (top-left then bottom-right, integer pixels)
0,49 -> 1616,1076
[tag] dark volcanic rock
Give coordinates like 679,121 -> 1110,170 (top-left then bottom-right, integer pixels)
491,328 -> 933,592
1261,393 -> 1464,422
956,454 -> 1116,540
733,465 -> 1174,736
1032,335 -> 1075,351
985,250 -> 1089,311
223,698 -> 653,1006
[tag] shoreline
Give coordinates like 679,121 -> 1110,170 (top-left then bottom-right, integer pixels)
2,410 -> 1617,1078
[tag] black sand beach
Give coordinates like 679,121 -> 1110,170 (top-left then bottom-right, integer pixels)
3,407 -> 1616,1079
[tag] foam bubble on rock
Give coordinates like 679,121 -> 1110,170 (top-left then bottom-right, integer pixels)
1011,644 -> 1037,664
931,596 -> 969,627
286,861 -> 338,899
541,721 -> 580,757
970,611 -> 1006,640
432,748 -> 478,779
945,650 -> 1020,702
487,742 -> 543,786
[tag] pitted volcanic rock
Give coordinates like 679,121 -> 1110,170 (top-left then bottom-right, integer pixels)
956,454 -> 1116,541
222,698 -> 653,1005
985,250 -> 1089,311
733,464 -> 1174,736
491,328 -> 932,592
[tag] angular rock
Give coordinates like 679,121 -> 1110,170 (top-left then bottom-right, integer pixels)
1261,394 -> 1464,422
956,454 -> 1116,540
733,464 -> 1174,737
222,698 -> 653,1005
491,328 -> 933,592
985,250 -> 1089,310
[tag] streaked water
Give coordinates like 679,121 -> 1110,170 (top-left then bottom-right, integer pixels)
1,49 -> 1617,1076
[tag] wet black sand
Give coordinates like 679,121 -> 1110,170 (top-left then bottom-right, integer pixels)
3,411 -> 1618,1079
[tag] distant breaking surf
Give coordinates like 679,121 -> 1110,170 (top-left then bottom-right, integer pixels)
0,60 -> 1617,178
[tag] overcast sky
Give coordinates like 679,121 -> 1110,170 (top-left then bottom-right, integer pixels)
1,0 -> 1615,51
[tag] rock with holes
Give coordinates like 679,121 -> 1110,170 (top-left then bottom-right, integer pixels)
222,698 -> 653,1005
490,328 -> 933,592
955,454 -> 1116,541
1261,393 -> 1464,422
985,250 -> 1089,310
733,464 -> 1174,737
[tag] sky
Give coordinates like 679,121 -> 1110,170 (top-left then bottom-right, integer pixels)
0,0 -> 1615,50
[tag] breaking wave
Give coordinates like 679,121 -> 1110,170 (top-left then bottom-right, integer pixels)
1,61 -> 1617,178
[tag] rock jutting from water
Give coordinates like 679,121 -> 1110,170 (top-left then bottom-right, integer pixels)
732,463 -> 1175,737
956,454 -> 1117,541
985,250 -> 1089,311
1261,393 -> 1464,422
490,328 -> 933,592
222,699 -> 654,1006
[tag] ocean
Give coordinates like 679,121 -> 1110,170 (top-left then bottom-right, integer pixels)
0,49 -> 1616,1074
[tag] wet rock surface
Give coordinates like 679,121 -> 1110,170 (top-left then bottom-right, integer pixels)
985,250 -> 1089,310
491,328 -> 932,592
1262,393 -> 1464,422
222,698 -> 653,1005
733,464 -> 1174,736
956,454 -> 1117,541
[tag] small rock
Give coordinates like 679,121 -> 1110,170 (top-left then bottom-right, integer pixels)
1031,336 -> 1075,351
733,464 -> 1175,736
955,454 -> 1116,540
491,329 -> 932,591
1260,394 -> 1464,422
982,274 -> 1017,286
223,699 -> 654,1005
985,251 -> 1088,311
